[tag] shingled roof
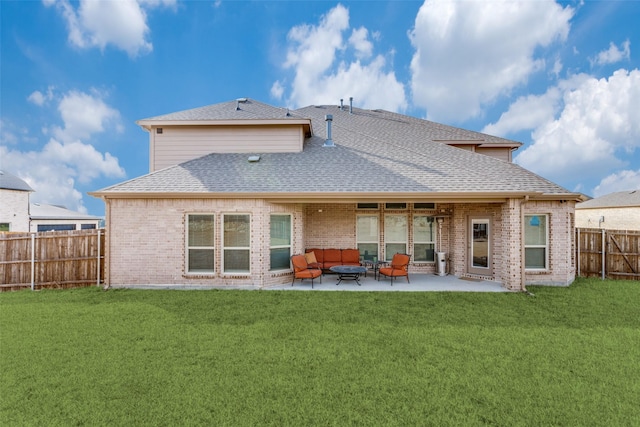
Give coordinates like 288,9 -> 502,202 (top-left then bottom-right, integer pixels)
93,98 -> 580,201
577,190 -> 640,209
0,170 -> 33,192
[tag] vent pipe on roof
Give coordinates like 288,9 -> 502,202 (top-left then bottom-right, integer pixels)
236,100 -> 241,111
323,115 -> 335,147
349,97 -> 353,114
340,99 -> 344,110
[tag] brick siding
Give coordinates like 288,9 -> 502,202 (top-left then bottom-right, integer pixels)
104,198 -> 575,289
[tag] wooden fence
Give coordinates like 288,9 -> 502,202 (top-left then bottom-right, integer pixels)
576,228 -> 640,280
0,229 -> 104,291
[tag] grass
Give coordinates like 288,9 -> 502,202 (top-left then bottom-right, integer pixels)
1,278 -> 639,426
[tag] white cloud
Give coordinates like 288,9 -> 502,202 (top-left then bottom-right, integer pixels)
591,40 -> 631,66
593,169 -> 640,197
52,90 -> 122,143
276,4 -> 407,112
409,0 -> 574,123
0,90 -> 126,212
482,88 -> 562,136
349,27 -> 373,59
27,86 -> 55,107
515,69 -> 640,186
44,0 -> 176,57
270,80 -> 284,100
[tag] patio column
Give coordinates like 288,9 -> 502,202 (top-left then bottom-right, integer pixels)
501,198 -> 524,291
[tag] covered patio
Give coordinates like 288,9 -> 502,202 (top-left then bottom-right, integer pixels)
268,272 -> 509,292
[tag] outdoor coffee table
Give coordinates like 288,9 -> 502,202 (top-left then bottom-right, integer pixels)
330,265 -> 367,286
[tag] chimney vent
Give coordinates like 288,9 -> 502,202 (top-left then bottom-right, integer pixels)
349,97 -> 353,114
323,115 -> 335,147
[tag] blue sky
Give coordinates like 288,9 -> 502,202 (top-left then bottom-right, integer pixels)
2,0 -> 639,217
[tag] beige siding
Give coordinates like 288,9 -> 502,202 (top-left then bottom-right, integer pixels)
150,125 -> 304,171
476,147 -> 512,162
576,207 -> 640,230
448,145 -> 512,162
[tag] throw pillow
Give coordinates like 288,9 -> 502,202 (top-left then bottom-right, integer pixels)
304,252 -> 317,264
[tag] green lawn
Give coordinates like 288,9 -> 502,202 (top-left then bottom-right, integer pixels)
1,278 -> 639,426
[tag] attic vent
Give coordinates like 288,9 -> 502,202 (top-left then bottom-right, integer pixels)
323,115 -> 335,147
156,128 -> 163,134
248,155 -> 260,163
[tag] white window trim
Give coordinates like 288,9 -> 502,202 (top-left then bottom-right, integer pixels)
384,214 -> 408,261
270,214 -> 292,272
222,213 -> 251,275
356,214 -> 379,261
413,215 -> 436,263
524,214 -> 549,271
186,213 -> 216,275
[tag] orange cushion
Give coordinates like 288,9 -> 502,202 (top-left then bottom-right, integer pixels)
341,249 -> 360,264
324,249 -> 342,263
306,249 -> 324,263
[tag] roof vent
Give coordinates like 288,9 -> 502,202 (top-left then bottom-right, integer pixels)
349,97 -> 353,114
323,115 -> 335,147
248,155 -> 260,163
340,99 -> 344,110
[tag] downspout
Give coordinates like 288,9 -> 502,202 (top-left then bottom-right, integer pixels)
520,195 -> 532,295
103,198 -> 111,290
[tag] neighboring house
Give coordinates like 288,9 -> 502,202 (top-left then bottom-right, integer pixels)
0,169 -> 101,232
90,98 -> 584,290
576,190 -> 640,230
29,203 -> 102,232
0,170 -> 33,232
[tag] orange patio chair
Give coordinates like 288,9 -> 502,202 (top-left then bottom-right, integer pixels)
378,253 -> 411,286
290,254 -> 322,288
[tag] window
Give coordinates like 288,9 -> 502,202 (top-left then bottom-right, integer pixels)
414,203 -> 436,210
413,216 -> 436,262
81,224 -> 96,230
223,214 -> 250,273
357,203 -> 379,210
525,215 -> 548,269
385,202 -> 406,210
357,215 -> 379,261
270,214 -> 291,271
384,214 -> 407,261
0,223 -> 9,232
37,224 -> 75,231
187,214 -> 215,273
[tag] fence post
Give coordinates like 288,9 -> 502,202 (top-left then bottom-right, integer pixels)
30,233 -> 35,291
96,229 -> 101,286
577,228 -> 581,277
601,229 -> 606,280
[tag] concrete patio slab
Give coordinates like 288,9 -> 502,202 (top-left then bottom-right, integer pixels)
266,273 -> 510,292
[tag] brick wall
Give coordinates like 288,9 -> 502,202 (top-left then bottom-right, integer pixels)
104,198 -> 575,289
576,207 -> 640,230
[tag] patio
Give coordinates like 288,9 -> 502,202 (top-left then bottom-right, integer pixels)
108,273 -> 509,292
268,272 -> 509,292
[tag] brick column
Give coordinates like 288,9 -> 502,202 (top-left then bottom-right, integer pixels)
501,198 -> 524,291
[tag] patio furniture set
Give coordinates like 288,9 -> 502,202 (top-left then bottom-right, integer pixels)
290,249 -> 411,288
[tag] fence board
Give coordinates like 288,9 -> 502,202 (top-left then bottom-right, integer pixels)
0,230 -> 104,291
576,228 -> 640,280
